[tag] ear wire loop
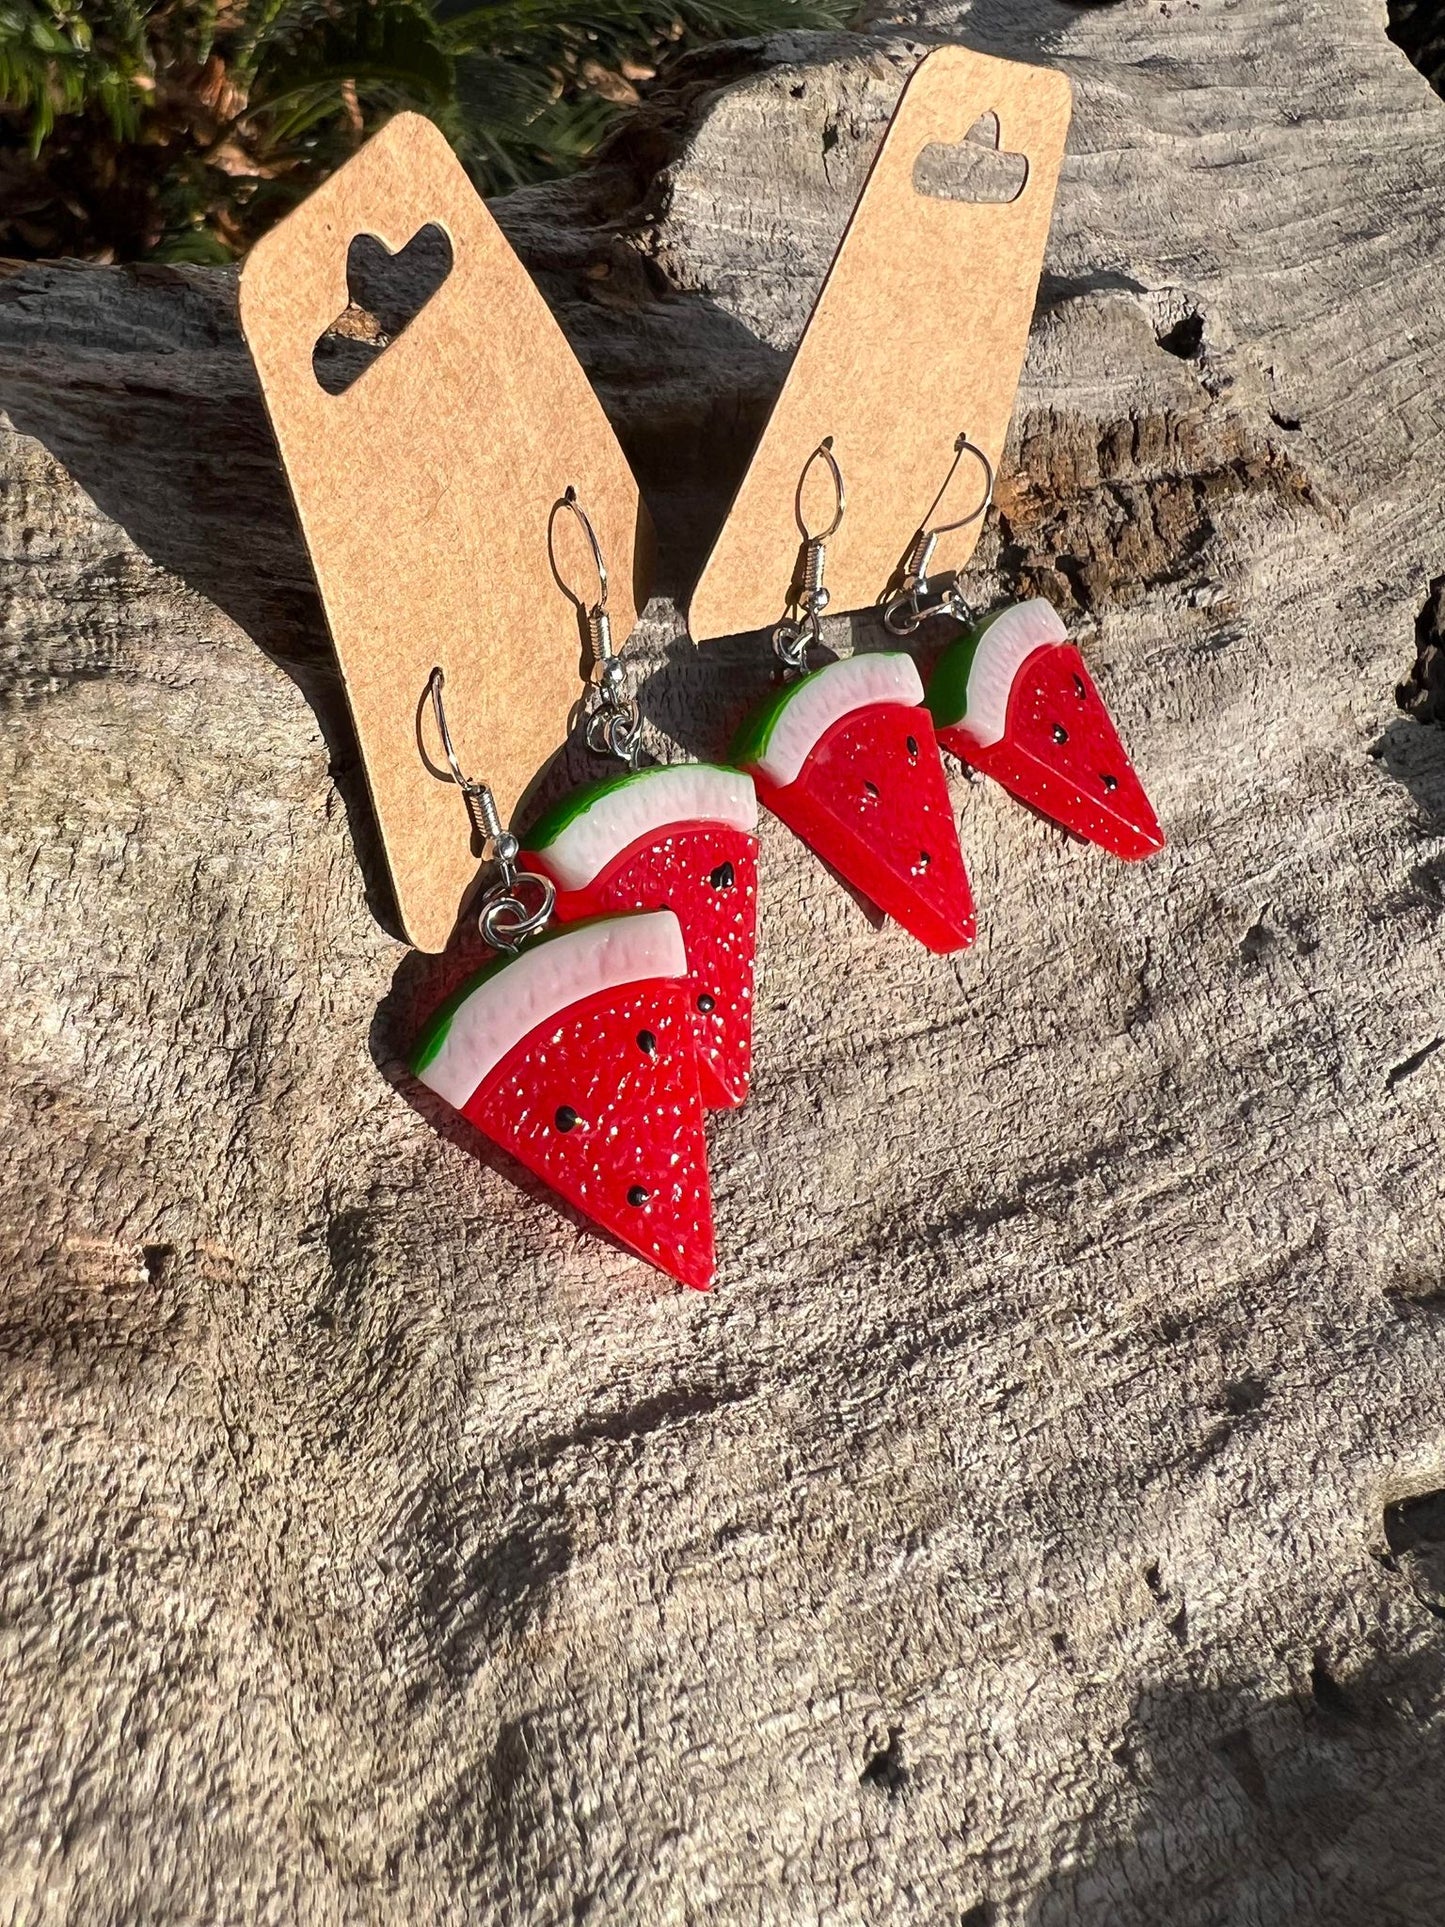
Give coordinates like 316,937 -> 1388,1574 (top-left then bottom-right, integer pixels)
426,665 -> 555,950
884,432 -> 994,636
550,488 -> 643,768
773,436 -> 846,676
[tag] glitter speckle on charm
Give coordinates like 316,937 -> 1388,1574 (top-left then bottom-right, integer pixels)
464,978 -> 715,1290
530,812 -> 759,1110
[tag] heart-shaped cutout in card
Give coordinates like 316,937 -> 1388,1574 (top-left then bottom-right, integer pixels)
913,109 -> 1030,205
688,47 -> 1071,643
312,222 -> 455,395
240,113 -> 653,952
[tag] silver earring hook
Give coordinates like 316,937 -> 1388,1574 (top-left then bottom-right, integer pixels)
774,436 -> 845,677
551,485 -> 610,615
922,431 -> 994,538
884,431 -> 995,636
795,435 -> 846,543
550,486 -> 643,769
425,665 -> 555,952
429,663 -> 488,803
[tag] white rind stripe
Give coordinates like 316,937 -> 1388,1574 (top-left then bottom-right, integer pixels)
752,653 -> 925,789
417,911 -> 689,1110
959,599 -> 1068,748
537,765 -> 757,892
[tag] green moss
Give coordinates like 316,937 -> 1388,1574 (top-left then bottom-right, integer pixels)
923,609 -> 1005,729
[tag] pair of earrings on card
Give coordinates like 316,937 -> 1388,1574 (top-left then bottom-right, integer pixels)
410,435 -> 1163,1291
740,432 -> 1165,952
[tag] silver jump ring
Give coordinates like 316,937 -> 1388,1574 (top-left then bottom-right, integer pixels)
942,583 -> 974,624
772,617 -> 813,676
586,703 -> 644,767
479,871 -> 556,953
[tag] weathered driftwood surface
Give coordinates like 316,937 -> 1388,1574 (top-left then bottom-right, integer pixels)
4,2 -> 1445,1920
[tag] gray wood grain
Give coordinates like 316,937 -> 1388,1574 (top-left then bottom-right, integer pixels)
3,6 -> 1445,1921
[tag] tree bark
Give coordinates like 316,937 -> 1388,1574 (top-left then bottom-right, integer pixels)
3,9 -> 1445,1923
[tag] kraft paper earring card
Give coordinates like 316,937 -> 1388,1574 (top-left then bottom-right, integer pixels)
688,47 -> 1072,643
240,112 -> 653,953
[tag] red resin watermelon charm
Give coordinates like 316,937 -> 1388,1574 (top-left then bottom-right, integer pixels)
926,600 -> 1164,861
732,652 -> 975,954
410,912 -> 716,1289
522,765 -> 759,1109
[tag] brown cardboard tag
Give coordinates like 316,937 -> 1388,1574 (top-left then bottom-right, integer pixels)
239,112 -> 652,953
687,47 -> 1071,643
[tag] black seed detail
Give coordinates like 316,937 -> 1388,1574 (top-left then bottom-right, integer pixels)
1073,673 -> 1087,699
696,993 -> 716,1014
918,850 -> 931,869
627,1185 -> 651,1207
1052,723 -> 1069,744
1102,773 -> 1119,792
864,780 -> 881,798
709,861 -> 735,891
906,735 -> 920,760
555,1106 -> 579,1132
637,1029 -> 657,1055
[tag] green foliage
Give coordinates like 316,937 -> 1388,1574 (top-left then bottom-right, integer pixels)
0,0 -> 855,261
0,0 -> 146,147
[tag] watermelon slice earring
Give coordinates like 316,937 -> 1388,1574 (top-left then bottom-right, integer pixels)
729,439 -> 976,955
883,433 -> 1164,862
925,599 -> 1165,860
522,489 -> 760,1110
410,667 -> 718,1290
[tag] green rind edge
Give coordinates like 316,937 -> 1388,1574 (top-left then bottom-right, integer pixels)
410,948 -> 513,1077
924,608 -> 1008,730
731,655 -> 925,769
522,763 -> 740,853
728,679 -> 807,770
409,916 -> 618,1078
